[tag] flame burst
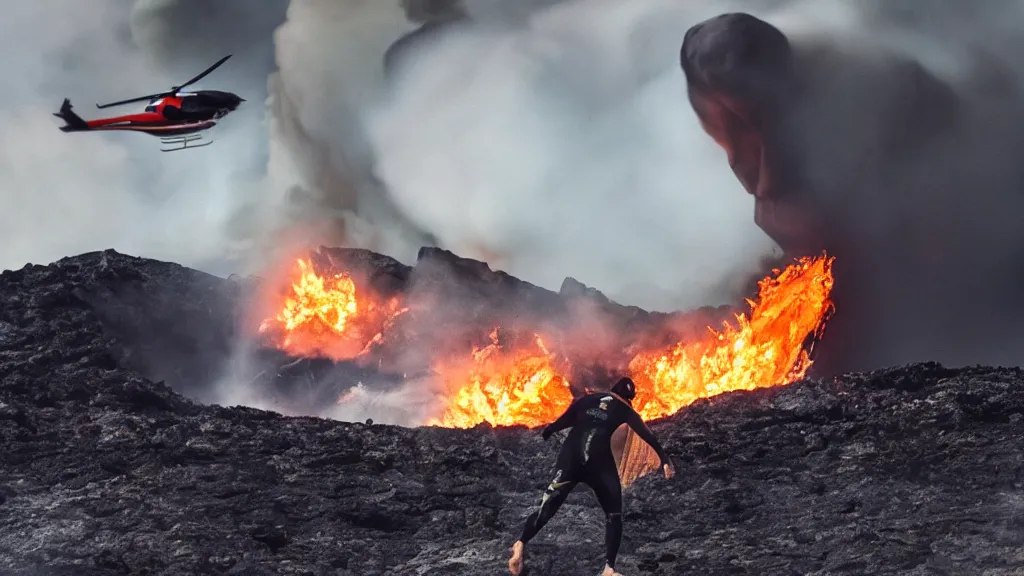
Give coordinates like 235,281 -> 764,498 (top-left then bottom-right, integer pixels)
258,252 -> 835,488
429,255 -> 834,429
615,254 -> 834,486
258,258 -> 406,360
628,254 -> 835,420
260,254 -> 834,428
427,329 -> 573,428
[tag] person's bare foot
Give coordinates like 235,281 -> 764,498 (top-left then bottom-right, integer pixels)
508,541 -> 525,575
600,564 -> 623,576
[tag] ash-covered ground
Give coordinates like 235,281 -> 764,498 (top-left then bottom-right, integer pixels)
1,249 -> 1023,575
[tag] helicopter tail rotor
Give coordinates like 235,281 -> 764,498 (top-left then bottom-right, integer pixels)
54,98 -> 89,131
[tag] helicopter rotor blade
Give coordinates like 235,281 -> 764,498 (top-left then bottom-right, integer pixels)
94,54 -> 231,109
96,92 -> 170,109
172,54 -> 232,92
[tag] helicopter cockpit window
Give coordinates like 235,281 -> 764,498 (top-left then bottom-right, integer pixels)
144,105 -> 157,112
179,98 -> 202,112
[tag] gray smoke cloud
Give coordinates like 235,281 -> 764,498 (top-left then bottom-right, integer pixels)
271,0 -> 782,313
129,0 -> 286,76
265,0 -> 436,263
367,1 -> 774,311
721,0 -> 1024,370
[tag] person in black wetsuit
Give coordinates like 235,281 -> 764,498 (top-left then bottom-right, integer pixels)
508,377 -> 675,576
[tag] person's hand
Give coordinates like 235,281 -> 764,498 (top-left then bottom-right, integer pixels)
662,463 -> 675,480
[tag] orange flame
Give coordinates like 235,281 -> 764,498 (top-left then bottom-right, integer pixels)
628,254 -> 834,420
429,254 -> 834,428
259,253 -> 835,430
614,255 -> 833,486
426,329 -> 574,428
258,258 -> 406,360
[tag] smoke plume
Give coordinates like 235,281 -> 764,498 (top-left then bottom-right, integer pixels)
731,0 -> 1024,370
309,0 -> 780,311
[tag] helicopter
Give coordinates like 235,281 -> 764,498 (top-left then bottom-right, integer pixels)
53,54 -> 243,152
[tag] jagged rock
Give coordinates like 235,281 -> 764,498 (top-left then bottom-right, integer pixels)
0,246 -> 791,410
312,246 -> 410,299
1,249 -> 1023,574
65,250 -> 241,403
404,246 -> 566,346
560,276 -> 612,303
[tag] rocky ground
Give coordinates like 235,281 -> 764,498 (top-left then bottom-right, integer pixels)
1,250 -> 1023,575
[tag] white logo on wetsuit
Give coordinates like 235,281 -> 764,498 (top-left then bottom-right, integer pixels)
586,395 -> 614,420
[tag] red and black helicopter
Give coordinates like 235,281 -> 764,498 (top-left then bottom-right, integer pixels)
53,54 -> 243,152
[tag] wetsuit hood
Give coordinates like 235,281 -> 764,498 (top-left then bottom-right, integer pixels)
610,377 -> 636,401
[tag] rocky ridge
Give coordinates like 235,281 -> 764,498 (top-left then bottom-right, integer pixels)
1,249 -> 1023,575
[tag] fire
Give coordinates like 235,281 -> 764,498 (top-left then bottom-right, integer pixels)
258,258 -> 406,360
259,253 -> 835,430
426,329 -> 574,428
258,250 -> 834,489
613,254 -> 834,487
629,254 -> 834,420
427,254 -> 834,429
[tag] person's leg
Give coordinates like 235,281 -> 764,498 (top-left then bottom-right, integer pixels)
509,468 -> 577,575
587,467 -> 624,575
518,470 -> 577,543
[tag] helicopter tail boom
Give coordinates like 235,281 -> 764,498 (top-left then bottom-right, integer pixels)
53,98 -> 89,132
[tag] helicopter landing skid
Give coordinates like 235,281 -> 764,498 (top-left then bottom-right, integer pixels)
160,133 -> 212,152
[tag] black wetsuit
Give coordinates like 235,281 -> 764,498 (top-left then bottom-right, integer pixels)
518,391 -> 670,569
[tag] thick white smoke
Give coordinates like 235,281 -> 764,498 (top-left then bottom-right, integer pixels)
358,0 -> 781,311
266,0 -> 433,263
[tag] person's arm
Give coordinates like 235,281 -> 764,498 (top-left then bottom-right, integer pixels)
542,399 -> 580,439
623,406 -> 670,466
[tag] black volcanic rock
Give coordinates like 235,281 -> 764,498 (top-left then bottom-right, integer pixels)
313,246 -> 411,299
65,251 -> 242,403
18,247 -> 736,407
327,245 -> 733,386
412,245 -> 567,323
1,249 -> 1023,575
